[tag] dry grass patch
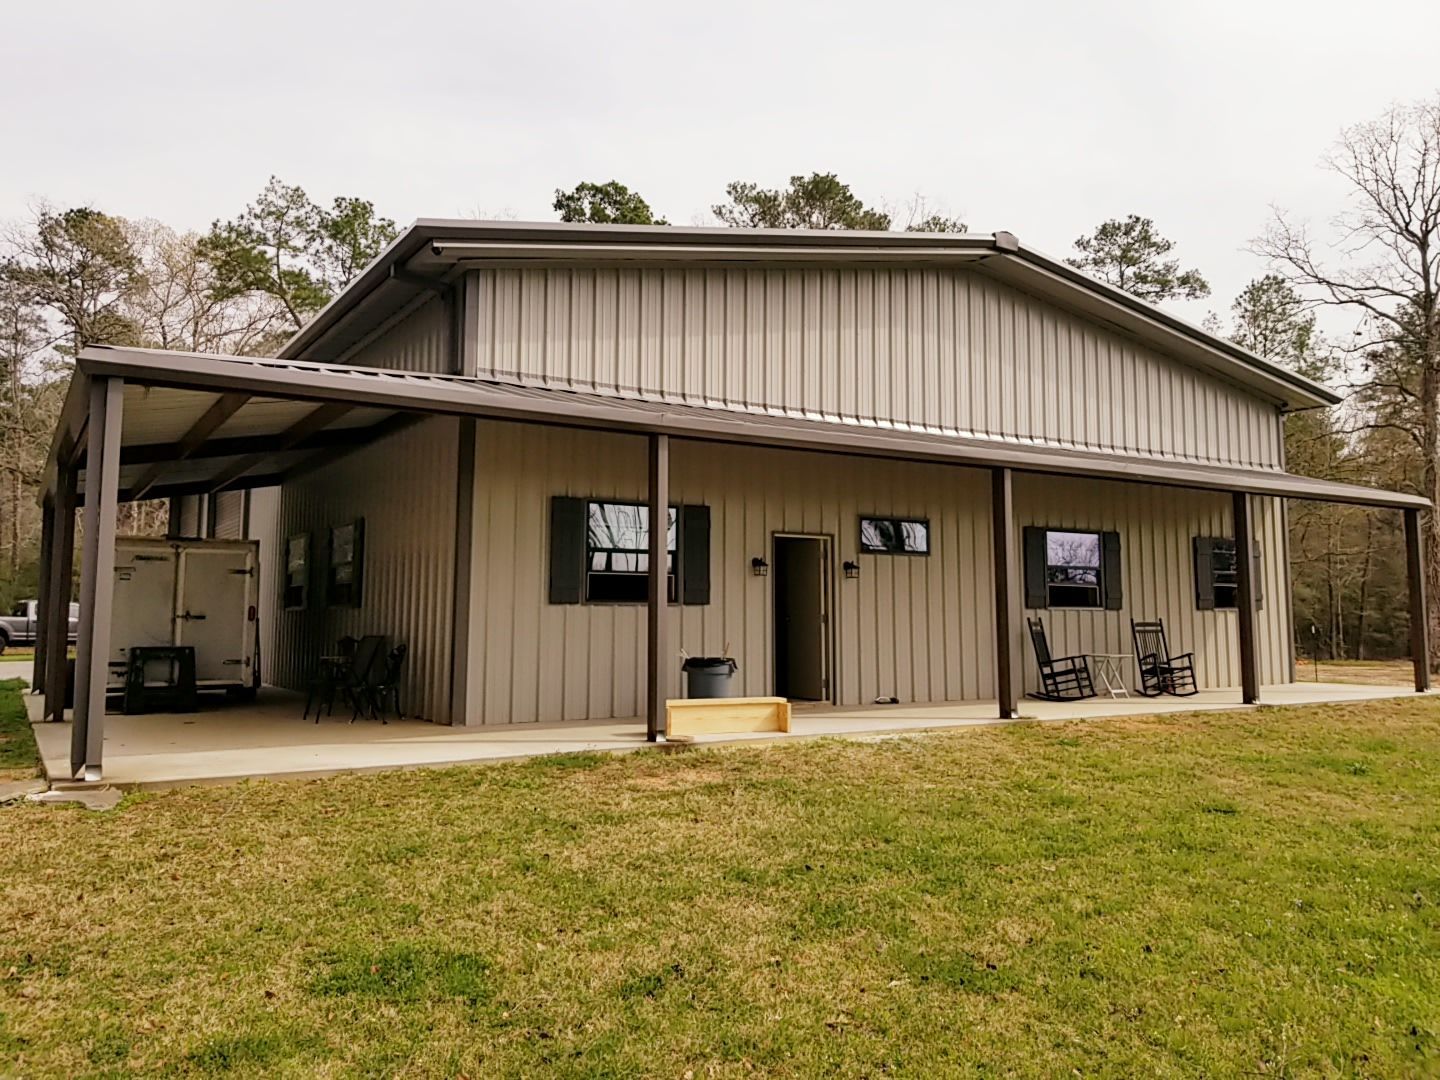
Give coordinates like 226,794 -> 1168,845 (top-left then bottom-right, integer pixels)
1,687 -> 1439,1075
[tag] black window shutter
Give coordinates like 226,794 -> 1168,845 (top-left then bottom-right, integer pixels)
1102,531 -> 1123,610
1194,537 -> 1216,610
681,504 -> 711,605
548,496 -> 585,604
1023,526 -> 1047,609
1252,541 -> 1264,610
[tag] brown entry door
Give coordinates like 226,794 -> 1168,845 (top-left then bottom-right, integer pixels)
774,536 -> 828,701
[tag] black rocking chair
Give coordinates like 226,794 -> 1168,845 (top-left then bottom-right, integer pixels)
1027,617 -> 1097,701
1131,619 -> 1198,696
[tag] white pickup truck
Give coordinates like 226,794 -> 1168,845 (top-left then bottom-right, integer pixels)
0,600 -> 80,653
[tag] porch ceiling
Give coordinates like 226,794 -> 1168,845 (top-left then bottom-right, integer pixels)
49,345 -> 1428,510
61,377 -> 417,502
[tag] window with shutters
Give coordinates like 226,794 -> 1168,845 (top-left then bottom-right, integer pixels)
585,501 -> 677,604
1194,537 -> 1260,610
1046,530 -> 1103,608
859,517 -> 930,555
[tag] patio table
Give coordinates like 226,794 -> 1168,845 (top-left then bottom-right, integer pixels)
1087,653 -> 1131,698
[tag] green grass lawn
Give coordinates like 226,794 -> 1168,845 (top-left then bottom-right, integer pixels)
0,678 -> 40,779
1,685 -> 1438,1077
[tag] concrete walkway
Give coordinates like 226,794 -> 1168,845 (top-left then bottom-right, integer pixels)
26,680 -> 1420,790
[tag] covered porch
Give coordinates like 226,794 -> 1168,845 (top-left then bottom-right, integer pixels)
26,679 -> 1418,790
33,345 -> 1433,783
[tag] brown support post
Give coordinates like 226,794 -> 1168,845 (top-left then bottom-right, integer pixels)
449,418 -> 477,724
71,377 -> 124,781
44,465 -> 76,722
992,467 -> 1021,719
646,433 -> 670,742
32,495 -> 55,697
1233,491 -> 1260,705
1405,508 -> 1430,692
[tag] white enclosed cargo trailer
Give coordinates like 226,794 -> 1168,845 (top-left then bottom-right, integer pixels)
107,537 -> 261,696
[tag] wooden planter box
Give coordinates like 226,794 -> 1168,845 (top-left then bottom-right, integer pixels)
665,697 -> 791,738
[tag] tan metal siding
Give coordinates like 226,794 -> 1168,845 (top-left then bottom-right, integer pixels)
1013,478 -> 1291,693
474,266 -> 1284,470
339,293 -> 452,373
244,487 -> 280,685
211,490 -> 244,539
464,423 -> 994,723
272,418 -> 458,721
170,494 -> 203,538
461,423 -> 1291,725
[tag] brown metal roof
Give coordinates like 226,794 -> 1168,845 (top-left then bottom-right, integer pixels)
47,346 -> 1422,511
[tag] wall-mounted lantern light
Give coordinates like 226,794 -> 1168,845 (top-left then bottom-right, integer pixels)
842,560 -> 861,580
751,556 -> 769,577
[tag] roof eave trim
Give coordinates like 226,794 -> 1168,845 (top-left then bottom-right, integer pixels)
71,346 -> 1422,511
1002,243 -> 1341,410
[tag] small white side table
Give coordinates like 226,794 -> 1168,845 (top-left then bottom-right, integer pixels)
1088,654 -> 1131,698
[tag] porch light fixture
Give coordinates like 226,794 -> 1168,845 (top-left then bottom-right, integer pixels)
843,560 -> 861,579
751,556 -> 769,577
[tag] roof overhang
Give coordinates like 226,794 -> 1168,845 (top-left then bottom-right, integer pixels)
278,220 -> 1340,412
45,346 -> 1419,512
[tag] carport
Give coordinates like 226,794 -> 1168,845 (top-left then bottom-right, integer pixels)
34,345 -> 1432,782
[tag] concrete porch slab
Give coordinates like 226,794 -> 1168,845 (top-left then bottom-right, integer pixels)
26,681 -> 1420,791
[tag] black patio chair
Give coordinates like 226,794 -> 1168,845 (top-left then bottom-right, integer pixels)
303,636 -> 357,721
1027,617 -> 1097,701
1131,619 -> 1198,696
352,643 -> 406,724
308,634 -> 385,722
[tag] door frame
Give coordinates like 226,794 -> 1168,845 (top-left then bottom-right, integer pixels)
771,532 -> 837,704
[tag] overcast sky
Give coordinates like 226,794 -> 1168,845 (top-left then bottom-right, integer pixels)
4,0 -> 1438,330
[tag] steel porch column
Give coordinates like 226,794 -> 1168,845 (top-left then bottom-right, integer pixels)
992,467 -> 1021,719
71,377 -> 123,780
1405,508 -> 1430,692
646,433 -> 670,742
44,466 -> 77,722
32,495 -> 55,697
1232,491 -> 1260,705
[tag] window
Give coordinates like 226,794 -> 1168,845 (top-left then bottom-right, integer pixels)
327,519 -> 365,607
284,534 -> 310,610
859,517 -> 930,555
1046,530 -> 1103,608
1209,538 -> 1238,609
1194,537 -> 1260,610
585,501 -> 677,603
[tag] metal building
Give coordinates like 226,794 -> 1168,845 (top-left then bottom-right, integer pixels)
32,222 -> 1430,779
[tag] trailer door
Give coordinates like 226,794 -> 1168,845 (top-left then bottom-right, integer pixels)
109,546 -> 179,688
176,546 -> 253,686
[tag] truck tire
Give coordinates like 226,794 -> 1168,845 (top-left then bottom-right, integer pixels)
0,630 -> 8,655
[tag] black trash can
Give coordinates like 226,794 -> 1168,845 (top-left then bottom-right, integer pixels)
682,656 -> 738,699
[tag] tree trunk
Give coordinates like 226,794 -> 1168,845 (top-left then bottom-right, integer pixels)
1423,360 -> 1440,674
1354,512 -> 1375,660
7,468 -> 18,576
1325,548 -> 1338,661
